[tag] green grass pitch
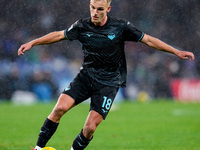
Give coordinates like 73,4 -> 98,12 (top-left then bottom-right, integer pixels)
0,100 -> 200,150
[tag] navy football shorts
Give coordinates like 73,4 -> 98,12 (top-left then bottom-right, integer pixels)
62,69 -> 119,119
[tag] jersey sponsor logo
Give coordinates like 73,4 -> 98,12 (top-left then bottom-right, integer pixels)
107,33 -> 115,40
86,33 -> 93,37
102,109 -> 108,113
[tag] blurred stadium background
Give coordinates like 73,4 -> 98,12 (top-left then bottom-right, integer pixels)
0,0 -> 200,102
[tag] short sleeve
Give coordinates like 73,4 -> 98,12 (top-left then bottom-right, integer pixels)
64,20 -> 80,40
123,20 -> 144,42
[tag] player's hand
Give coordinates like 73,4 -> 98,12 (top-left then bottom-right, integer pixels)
176,51 -> 195,61
18,42 -> 33,56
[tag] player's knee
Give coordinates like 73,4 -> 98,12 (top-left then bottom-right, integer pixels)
53,105 -> 68,117
84,123 -> 97,135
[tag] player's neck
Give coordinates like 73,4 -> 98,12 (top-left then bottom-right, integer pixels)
93,16 -> 108,26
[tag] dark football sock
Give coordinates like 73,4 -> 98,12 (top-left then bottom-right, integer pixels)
36,118 -> 59,147
72,129 -> 93,150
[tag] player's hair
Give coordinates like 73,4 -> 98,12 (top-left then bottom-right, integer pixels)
92,0 -> 112,6
106,0 -> 112,5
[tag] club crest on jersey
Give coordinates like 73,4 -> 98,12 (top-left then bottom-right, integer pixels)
107,33 -> 115,40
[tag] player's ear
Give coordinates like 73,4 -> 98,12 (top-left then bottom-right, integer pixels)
107,6 -> 111,13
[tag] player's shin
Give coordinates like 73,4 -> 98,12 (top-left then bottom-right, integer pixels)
71,129 -> 93,150
36,118 -> 59,148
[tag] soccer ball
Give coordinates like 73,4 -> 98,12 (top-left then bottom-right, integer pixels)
41,147 -> 56,150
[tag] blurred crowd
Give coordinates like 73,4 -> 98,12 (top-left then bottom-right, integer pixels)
0,0 -> 200,101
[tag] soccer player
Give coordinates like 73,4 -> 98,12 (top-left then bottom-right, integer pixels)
18,0 -> 194,149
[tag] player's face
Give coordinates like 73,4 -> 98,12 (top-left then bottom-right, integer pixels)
90,0 -> 111,26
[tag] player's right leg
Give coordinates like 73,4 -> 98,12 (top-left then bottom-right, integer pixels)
33,94 -> 76,150
48,94 -> 76,123
33,69 -> 93,150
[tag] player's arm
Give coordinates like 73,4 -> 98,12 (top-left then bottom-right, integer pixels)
141,34 -> 195,61
18,30 -> 66,56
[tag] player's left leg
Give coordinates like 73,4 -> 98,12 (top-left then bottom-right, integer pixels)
71,84 -> 119,150
71,110 -> 103,150
83,110 -> 103,139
